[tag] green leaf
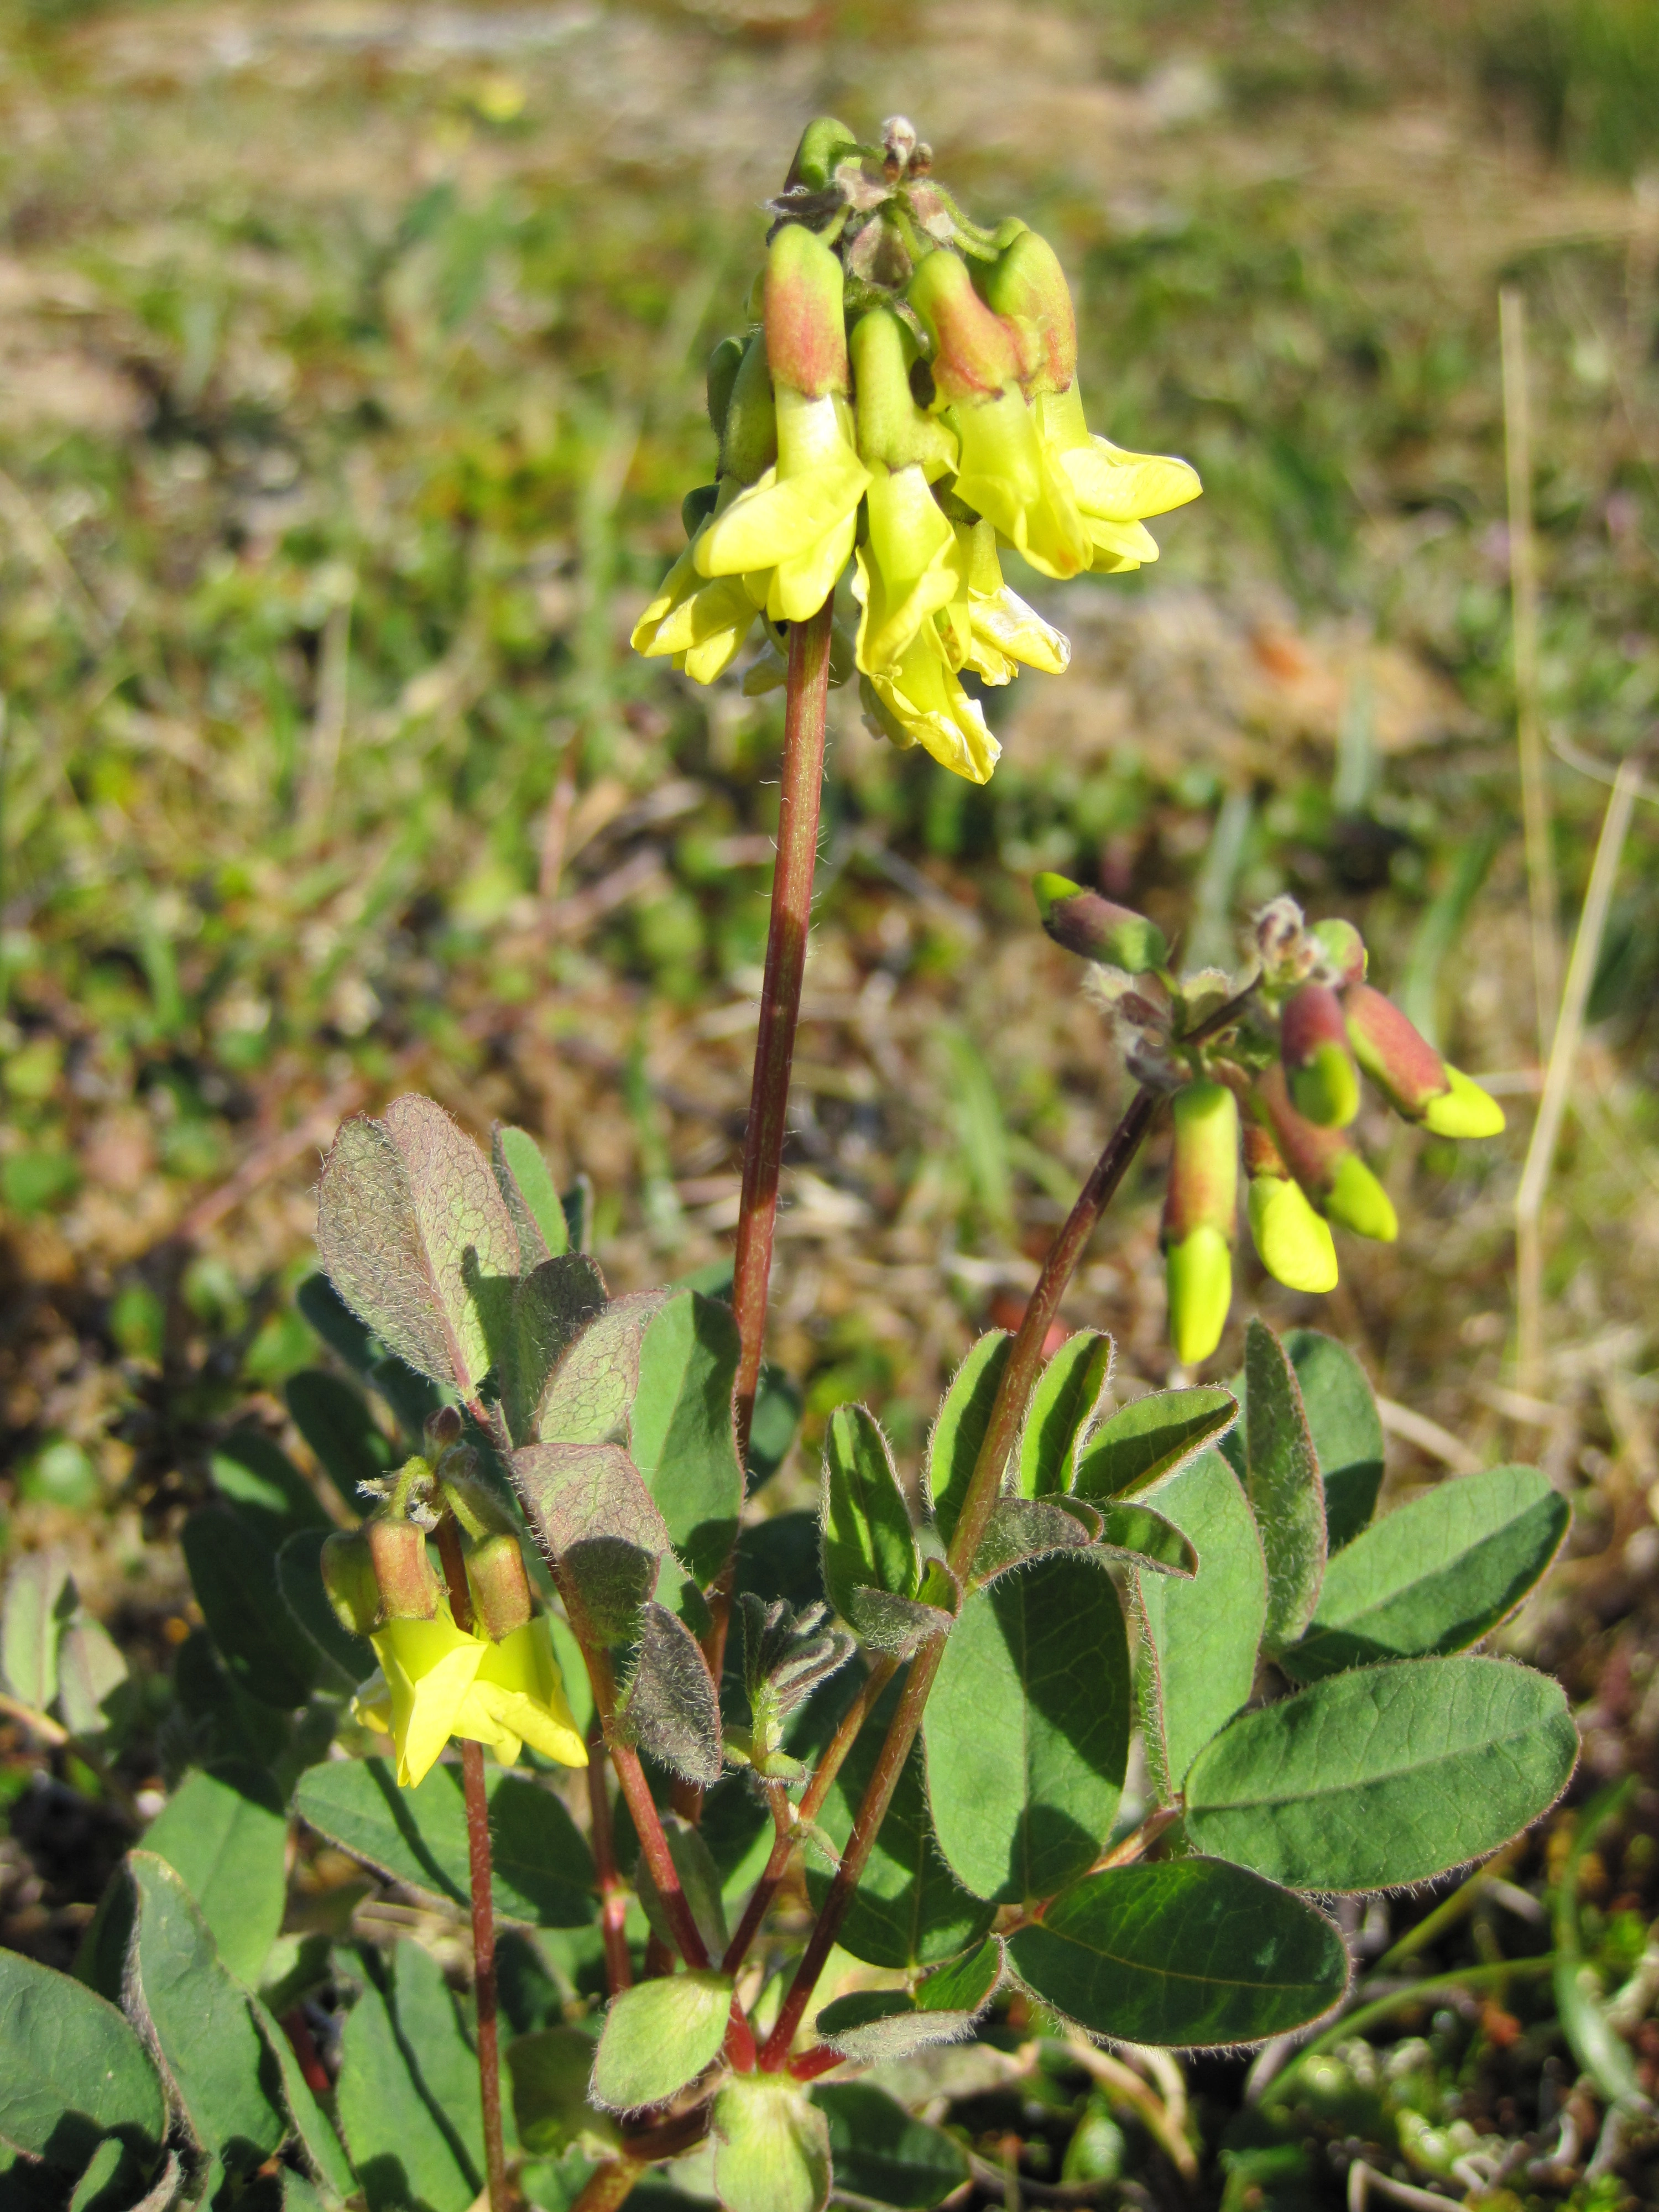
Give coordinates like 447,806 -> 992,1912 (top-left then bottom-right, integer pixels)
1096,1502 -> 1197,1578
748,1364 -> 802,1489
294,1757 -> 597,1926
509,1441 -> 673,1571
1243,1320 -> 1326,1654
56,1615 -> 130,1741
1284,1328 -> 1384,1549
181,1506 -> 317,1710
284,1370 -> 394,1501
1184,1655 -> 1578,1891
589,1971 -> 733,2112
537,1291 -> 669,1446
123,1852 -> 286,2171
494,1124 -> 570,1266
712,2074 -> 830,2212
1134,1451 -> 1266,1797
1282,1465 -> 1571,1683
335,1942 -> 481,2212
500,1258 -> 608,1448
141,1762 -> 288,1985
249,1996 -> 356,2205
634,1812 -> 728,1962
630,1291 -> 744,1587
925,1554 -> 1130,1904
507,2028 -> 617,2157
1,1548 -> 74,1712
844,1587 -> 954,1660
815,1938 -> 1003,2063
277,1528 -> 374,1693
0,1949 -> 165,2169
969,1496 -> 1097,1585
821,1405 -> 919,1621
1018,1331 -> 1113,1499
316,1094 -> 521,1398
210,1426 -> 332,1537
924,1333 -> 1011,1551
561,1177 -> 592,1255
1072,1386 -> 1238,1505
1009,1860 -> 1348,2047
814,2084 -> 969,2210
810,1679 -> 995,1969
64,2135 -> 138,2212
298,1272 -> 380,1375
620,1602 -> 722,1786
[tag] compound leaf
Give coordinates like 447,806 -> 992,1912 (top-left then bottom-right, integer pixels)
925,1334 -> 1011,1552
1243,1319 -> 1326,1654
1018,1332 -> 1113,1499
1009,1859 -> 1348,2048
1184,1655 -> 1578,1892
1072,1387 -> 1238,1505
0,1949 -> 165,2169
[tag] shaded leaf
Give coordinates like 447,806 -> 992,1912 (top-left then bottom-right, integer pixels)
335,1942 -> 480,2212
821,1405 -> 919,1621
925,1333 -> 1011,1552
634,1812 -> 728,1962
1009,1859 -> 1348,2047
249,1995 -> 355,2204
969,1496 -> 1098,1585
1185,1655 -> 1578,1891
1284,1328 -> 1385,1550
210,1427 -> 331,1538
1282,1465 -> 1571,1682
844,1588 -> 954,1660
712,2074 -> 830,2212
1243,1319 -> 1326,1653
1018,1331 -> 1113,1500
277,1528 -> 374,1693
506,2028 -> 618,2157
631,1292 -> 744,1587
500,1258 -> 608,1449
815,2083 -> 969,2210
0,1548 -> 72,1713
535,1291 -> 670,1446
749,1364 -> 803,1489
509,1441 -> 673,1562
0,1948 -> 165,2169
141,1762 -> 288,1985
589,1973 -> 732,2112
926,1554 -> 1129,1904
296,1273 -> 379,1376
181,1507 -> 316,1710
622,1603 -> 722,1786
56,1615 -> 129,1741
284,1370 -> 393,1502
1096,1501 -> 1197,1578
1134,1451 -> 1266,1798
1073,1386 -> 1238,1504
815,1938 -> 1003,2065
562,1537 -> 658,1651
494,1124 -> 570,1269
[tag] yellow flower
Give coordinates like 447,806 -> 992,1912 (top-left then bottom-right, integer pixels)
853,461 -> 961,675
952,518 -> 1070,685
695,386 -> 868,623
858,628 -> 999,786
1032,385 -> 1201,573
631,487 -> 763,686
354,1609 -> 587,1788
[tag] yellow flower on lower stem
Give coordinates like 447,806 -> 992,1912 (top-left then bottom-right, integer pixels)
853,460 -> 962,675
1033,385 -> 1201,573
951,519 -> 1070,685
695,386 -> 868,623
631,490 -> 763,686
858,622 -> 999,786
354,1610 -> 587,1788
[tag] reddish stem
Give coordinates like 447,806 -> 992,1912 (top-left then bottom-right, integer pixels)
280,2006 -> 331,2095
787,2044 -> 846,2083
436,1516 -> 508,2212
759,1088 -> 1161,2068
587,1713 -> 633,1994
731,597 -> 835,1456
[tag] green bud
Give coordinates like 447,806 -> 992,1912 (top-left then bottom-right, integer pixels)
908,247 -> 1023,403
365,1516 -> 441,1621
1282,983 -> 1360,1128
706,336 -> 744,439
1248,1173 -> 1338,1294
1033,873 -> 1168,973
1422,1064 -> 1506,1140
785,116 -> 861,194
850,308 -> 957,477
976,228 -> 1078,393
467,1531 -> 534,1642
1164,1081 -> 1240,1245
1166,1225 -> 1232,1365
1311,917 -> 1367,985
721,331 -> 778,486
682,483 -> 719,538
765,223 -> 850,398
320,1528 -> 382,1636
1324,1152 -> 1398,1243
712,2073 -> 831,2212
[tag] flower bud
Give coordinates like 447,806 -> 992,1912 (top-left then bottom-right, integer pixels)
320,1528 -> 382,1636
1311,916 -> 1366,985
977,228 -> 1077,394
765,223 -> 849,399
1341,984 -> 1504,1138
907,248 -> 1023,403
366,1516 -> 441,1621
1247,1172 -> 1338,1294
706,336 -> 744,439
1162,1081 -> 1238,1365
1033,873 -> 1168,972
681,483 -> 719,538
1281,982 -> 1360,1129
720,331 -> 778,486
1422,1065 -> 1506,1140
425,1405 -> 463,1453
850,309 -> 957,478
785,116 -> 860,194
466,1532 -> 534,1642
1254,1063 -> 1397,1243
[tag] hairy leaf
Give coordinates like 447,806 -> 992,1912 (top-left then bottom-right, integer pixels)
969,1496 -> 1098,1585
0,1949 -> 165,2168
821,1405 -> 919,1620
1134,1451 -> 1266,1797
507,2028 -> 618,2157
630,1291 -> 744,1585
509,1441 -> 673,1562
500,1258 -> 608,1448
562,1537 -> 658,1650
493,1124 -> 570,1268
623,1603 -> 722,1785
1009,1859 -> 1348,2047
535,1290 -> 670,1446
1073,1386 -> 1238,1505
712,2073 -> 830,2212
1185,1656 -> 1578,1891
925,1333 -> 1011,1551
1285,1328 -> 1385,1548
335,1942 -> 481,2212
1096,1501 -> 1197,1577
926,1554 -> 1129,1903
845,1587 -> 954,1660
284,1369 -> 394,1501
1243,1320 -> 1326,1653
815,2083 -> 968,2210
0,1547 -> 72,1713
815,1938 -> 1003,2065
141,1762 -> 288,1984
590,1972 -> 733,2112
1283,1465 -> 1570,1682
1018,1331 -> 1113,1499
181,1506 -> 317,1710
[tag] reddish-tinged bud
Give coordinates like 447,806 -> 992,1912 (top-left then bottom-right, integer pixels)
466,1532 -> 534,1642
1243,1119 -> 1286,1179
425,1405 -> 463,1452
1163,1081 -> 1239,1247
320,1528 -> 382,1637
1343,983 -> 1449,1122
1311,917 -> 1366,985
1254,1066 -> 1396,1243
907,248 -> 1024,403
765,224 -> 849,398
366,1516 -> 441,1621
1033,873 -> 1168,973
977,228 -> 1078,394
1282,982 -> 1360,1128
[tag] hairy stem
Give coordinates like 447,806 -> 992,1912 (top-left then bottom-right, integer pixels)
731,596 -> 835,1456
586,1713 -> 633,1995
759,1087 -> 1161,2067
580,1638 -> 712,1971
435,1516 -> 507,2212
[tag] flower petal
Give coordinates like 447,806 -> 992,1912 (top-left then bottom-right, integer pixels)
372,1616 -> 487,1789
853,462 -> 962,673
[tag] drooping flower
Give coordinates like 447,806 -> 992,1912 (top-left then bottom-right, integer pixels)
632,483 -> 766,686
857,632 -> 999,785
1343,984 -> 1505,1139
1243,1121 -> 1338,1293
1162,1080 -> 1238,1365
354,1608 -> 587,1788
951,517 -> 1070,684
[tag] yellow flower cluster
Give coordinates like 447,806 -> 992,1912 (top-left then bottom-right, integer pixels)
633,120 -> 1199,786
353,1608 -> 587,1788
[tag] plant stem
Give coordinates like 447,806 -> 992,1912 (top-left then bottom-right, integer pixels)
759,1086 -> 1161,2067
435,1515 -> 507,2212
731,596 -> 835,1457
586,1713 -> 633,1995
579,1637 -> 712,1971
